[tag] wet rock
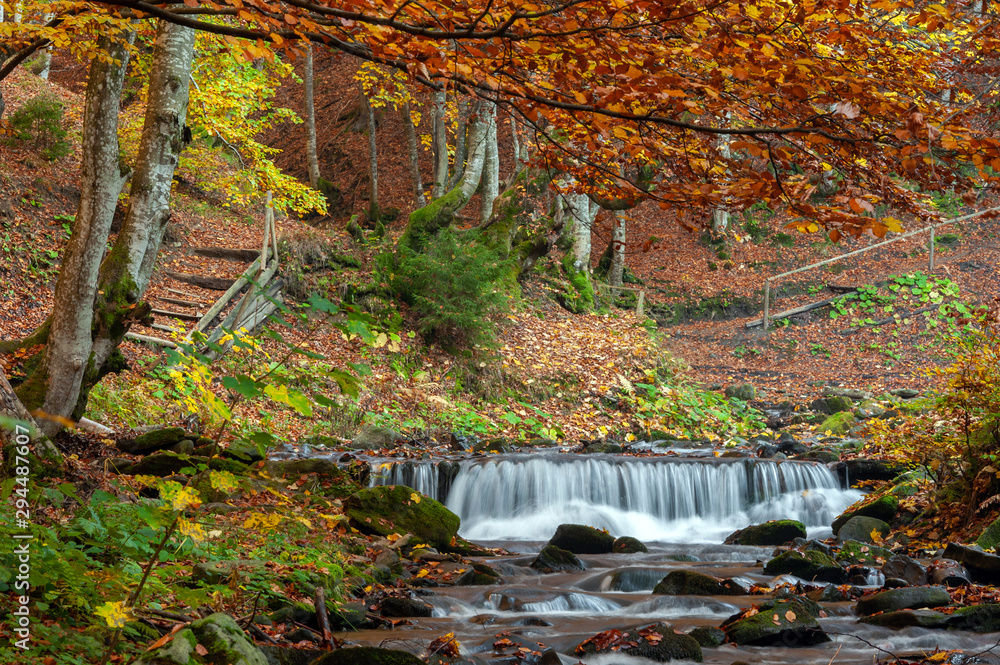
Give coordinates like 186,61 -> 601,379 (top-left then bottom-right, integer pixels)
822,387 -> 872,401
345,485 -> 460,550
284,627 -> 320,643
836,516 -> 891,544
777,439 -> 808,456
882,554 -> 927,586
530,545 -> 584,573
528,437 -> 558,448
943,543 -> 1000,585
612,536 -> 648,553
130,613 -> 265,665
265,458 -> 347,478
859,609 -> 949,630
169,439 -> 196,455
837,541 -> 892,566
455,561 -> 501,586
723,597 -> 829,647
192,560 -> 265,585
763,550 -> 848,583
944,603 -> 1000,632
664,554 -> 700,562
350,425 -> 404,450
834,459 -> 904,484
581,441 -> 624,454
725,383 -> 756,401
117,427 -> 187,454
258,644 -> 326,665
724,520 -> 807,546
977,516 -> 1000,551
575,622 -> 703,662
546,524 -> 615,554
688,627 -> 726,647
816,411 -> 856,435
653,570 -> 737,596
854,586 -> 952,616
473,438 -> 516,454
312,647 -> 424,665
379,596 -> 433,618
832,495 -> 899,534
223,439 -> 265,463
329,601 -> 373,630
794,449 -> 840,463
480,633 -> 562,665
927,559 -> 970,587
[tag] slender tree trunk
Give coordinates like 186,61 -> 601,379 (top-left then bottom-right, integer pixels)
710,112 -> 731,232
26,34 -> 133,436
480,100 -> 499,225
303,43 -> 321,188
402,100 -> 425,206
449,98 -> 470,188
565,189 -> 596,273
37,12 -> 53,81
431,90 -> 448,198
610,213 -> 626,286
360,84 -> 378,217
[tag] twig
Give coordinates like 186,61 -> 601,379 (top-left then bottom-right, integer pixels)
314,586 -> 334,648
240,590 -> 264,629
247,621 -> 279,644
137,608 -> 194,623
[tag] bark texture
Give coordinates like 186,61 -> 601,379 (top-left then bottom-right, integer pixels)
304,43 -> 321,188
360,84 -> 378,215
480,100 -> 499,225
402,100 -> 425,206
610,213 -> 626,287
431,90 -> 448,198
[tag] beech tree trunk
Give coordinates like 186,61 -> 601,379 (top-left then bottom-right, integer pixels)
431,90 -> 448,198
90,21 -> 196,390
565,189 -> 597,273
449,98 -> 470,188
610,213 -> 626,286
360,84 -> 378,216
26,34 -> 133,436
402,100 -> 425,206
480,100 -> 499,225
37,12 -> 53,81
304,43 -> 321,188
710,113 -> 731,232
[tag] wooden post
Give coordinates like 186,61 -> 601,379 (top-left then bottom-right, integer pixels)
762,279 -> 771,331
929,226 -> 935,272
636,290 -> 645,317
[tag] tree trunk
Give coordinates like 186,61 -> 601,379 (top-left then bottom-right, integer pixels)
431,90 -> 448,198
37,12 -> 53,81
480,100 -> 499,225
449,98 -> 470,188
709,112 -> 731,232
402,100 -> 425,206
565,190 -> 596,273
610,212 -> 626,286
89,21 -> 196,395
304,43 -> 321,188
360,84 -> 378,217
25,33 -> 133,436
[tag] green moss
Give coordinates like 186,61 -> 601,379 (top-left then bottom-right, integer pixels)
345,485 -> 460,550
817,411 -> 857,435
763,550 -> 847,583
399,187 -> 465,253
724,520 -> 806,546
831,494 -> 899,533
559,252 -> 595,313
836,540 -> 892,565
312,647 -> 424,665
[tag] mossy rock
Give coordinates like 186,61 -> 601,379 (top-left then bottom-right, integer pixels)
945,604 -> 1000,632
131,613 -> 266,665
581,441 -> 623,454
653,570 -> 739,596
350,425 -> 404,450
724,520 -> 806,546
723,598 -> 829,647
688,626 -> 726,647
546,524 -> 615,554
816,411 -> 857,435
977,516 -> 1000,552
118,453 -> 209,477
855,586 -> 951,616
810,395 -> 854,414
612,536 -> 648,553
763,550 -> 847,583
345,485 -> 460,550
859,610 -> 949,630
455,561 -> 501,585
794,449 -> 840,464
192,560 -> 265,586
118,426 -> 187,453
575,622 -> 703,662
265,458 -> 349,478
836,540 -> 892,566
836,516 -> 891,544
312,647 -> 424,665
378,596 -> 433,618
530,545 -> 583,573
832,494 -> 899,534
725,383 -> 756,401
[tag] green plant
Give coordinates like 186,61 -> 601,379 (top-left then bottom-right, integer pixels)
809,343 -> 831,358
7,93 -> 71,161
732,345 -> 761,358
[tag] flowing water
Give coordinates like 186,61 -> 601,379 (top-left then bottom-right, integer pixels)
346,454 -> 999,663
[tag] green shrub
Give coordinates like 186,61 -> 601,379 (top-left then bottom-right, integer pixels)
7,93 -> 70,161
393,228 -> 513,351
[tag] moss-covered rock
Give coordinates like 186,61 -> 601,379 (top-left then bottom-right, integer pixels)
725,383 -> 756,401
945,604 -> 1000,632
118,427 -> 187,454
837,516 -> 891,545
723,598 -> 829,647
836,540 -> 892,566
977,516 -> 1000,552
558,253 -> 595,313
118,453 -> 207,477
345,485 -> 460,550
312,647 -> 424,665
192,560 -> 265,586
724,520 -> 807,546
688,627 -> 726,647
816,411 -> 857,435
653,570 -> 740,596
455,561 -> 501,586
378,596 -> 433,618
763,550 -> 847,583
612,536 -> 648,553
350,425 -> 404,450
810,396 -> 854,414
575,622 -> 703,662
530,545 -> 584,573
859,610 -> 949,630
832,494 -> 899,534
854,586 -> 952,616
546,524 -> 615,554
131,613 -> 266,665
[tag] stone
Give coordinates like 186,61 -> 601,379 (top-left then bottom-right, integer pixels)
130,612 -> 266,665
832,495 -> 899,534
454,561 -> 501,586
942,543 -> 1000,585
192,560 -> 265,586
688,627 -> 726,647
530,545 -> 584,573
944,604 -> 1000,632
169,439 -> 196,455
836,516 -> 891,544
927,559 -> 970,587
350,425 -> 404,450
311,647 -> 424,665
480,634 -> 562,665
581,441 -> 623,454
612,536 -> 648,553
258,644 -> 326,665
977,516 -> 1000,552
810,395 -> 855,414
834,459 -> 905,485
854,400 -> 887,419
264,458 -> 347,478
379,596 -> 433,618
345,485 -> 460,550
224,439 -> 265,463
118,453 -> 209,477
763,550 -> 847,583
723,597 -> 829,647
794,449 -> 840,463
816,411 -> 857,435
528,437 -> 558,447
859,610 -> 949,630
546,524 -> 615,554
118,427 -> 187,454
725,383 -> 756,401
821,387 -> 872,401
854,586 -> 952,616
724,520 -> 807,546
777,439 -> 808,456
837,541 -> 892,566
575,622 -> 703,662
881,554 -> 927,586
890,388 -> 920,398
653,570 -> 735,596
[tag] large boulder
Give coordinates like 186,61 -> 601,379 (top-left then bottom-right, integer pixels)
945,604 -> 1000,632
379,596 -> 433,618
612,536 -> 648,553
881,554 -> 927,586
859,610 -> 949,630
530,545 -> 584,573
810,395 -> 854,415
345,485 -> 460,550
350,425 -> 404,450
942,543 -> 1000,585
834,459 -> 905,485
836,516 -> 891,544
312,647 -> 424,665
575,622 -> 703,662
854,586 -> 952,616
546,524 -> 615,554
652,570 -> 741,596
764,550 -> 847,583
832,494 -> 899,534
725,383 -> 756,401
723,597 -> 829,647
130,613 -> 266,665
816,412 -> 856,436
977,516 -> 1000,552
117,427 -> 188,454
724,520 -> 806,546
836,541 -> 892,566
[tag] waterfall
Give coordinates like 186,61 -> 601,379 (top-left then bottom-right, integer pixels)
370,455 -> 862,543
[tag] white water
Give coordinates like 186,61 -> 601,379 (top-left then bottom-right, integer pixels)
372,455 -> 862,543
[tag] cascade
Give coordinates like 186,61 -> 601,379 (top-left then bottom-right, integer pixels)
371,455 -> 861,543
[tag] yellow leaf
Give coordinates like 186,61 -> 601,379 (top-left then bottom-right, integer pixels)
415,569 -> 429,578
410,492 -> 422,504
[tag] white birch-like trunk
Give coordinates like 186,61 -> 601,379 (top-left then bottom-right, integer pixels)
37,12 -> 53,81
565,188 -> 597,273
710,112 -> 731,232
610,213 -> 626,286
36,34 -> 133,435
402,100 -> 425,206
479,100 -> 499,225
360,84 -> 378,214
431,90 -> 448,198
91,21 -> 195,375
449,98 -> 469,188
304,43 -> 320,188
454,100 -> 488,203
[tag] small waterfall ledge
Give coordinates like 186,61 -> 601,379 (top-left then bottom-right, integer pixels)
370,455 -> 862,543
